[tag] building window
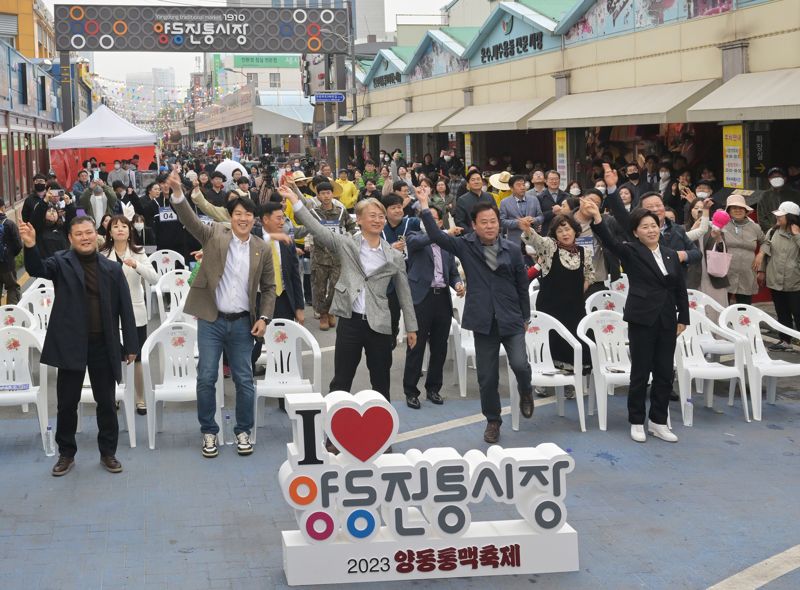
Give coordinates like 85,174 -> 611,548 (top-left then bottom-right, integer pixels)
269,73 -> 281,88
246,73 -> 259,86
18,64 -> 28,104
38,76 -> 46,111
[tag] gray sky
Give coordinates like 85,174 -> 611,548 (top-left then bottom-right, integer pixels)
45,0 -> 450,89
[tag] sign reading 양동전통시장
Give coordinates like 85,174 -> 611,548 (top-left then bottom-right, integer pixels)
279,390 -> 579,585
53,5 -> 350,53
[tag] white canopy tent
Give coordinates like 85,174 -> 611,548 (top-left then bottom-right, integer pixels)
48,105 -> 157,149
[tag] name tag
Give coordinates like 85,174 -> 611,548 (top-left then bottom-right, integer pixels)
198,215 -> 213,226
0,383 -> 30,391
320,219 -> 343,234
576,235 -> 594,258
159,207 -> 177,222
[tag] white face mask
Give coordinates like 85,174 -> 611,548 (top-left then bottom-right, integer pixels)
595,185 -> 606,194
696,191 -> 709,199
659,171 -> 670,179
770,177 -> 785,188
525,163 -> 534,170
134,223 -> 144,231
114,163 -> 121,170
524,181 -> 531,190
569,187 -> 581,196
443,155 -> 451,162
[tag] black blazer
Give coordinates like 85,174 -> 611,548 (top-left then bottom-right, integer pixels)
591,219 -> 690,328
405,231 -> 461,306
278,240 -> 305,312
23,247 -> 138,382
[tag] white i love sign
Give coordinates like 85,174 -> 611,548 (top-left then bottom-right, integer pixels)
279,391 -> 579,585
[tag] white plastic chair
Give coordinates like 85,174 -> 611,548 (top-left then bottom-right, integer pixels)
584,290 -> 627,315
675,310 -> 749,425
719,304 -> 800,421
529,289 -> 538,312
577,311 -> 630,431
686,290 -> 736,356
0,304 -> 34,329
527,278 -> 540,295
451,289 -> 506,397
18,287 -> 54,335
141,322 -> 224,449
0,327 -> 48,451
509,311 -> 587,432
606,274 -> 629,297
154,269 -> 192,323
253,319 -> 321,442
77,362 -> 137,447
147,249 -> 185,319
26,278 -> 53,291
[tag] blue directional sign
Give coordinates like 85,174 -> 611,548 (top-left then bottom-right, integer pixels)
314,92 -> 346,103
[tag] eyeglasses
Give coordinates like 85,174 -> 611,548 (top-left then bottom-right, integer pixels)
361,213 -> 386,221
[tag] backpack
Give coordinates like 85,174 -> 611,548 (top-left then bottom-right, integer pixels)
0,220 -> 8,263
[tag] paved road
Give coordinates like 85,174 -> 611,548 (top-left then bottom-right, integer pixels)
1,301 -> 799,589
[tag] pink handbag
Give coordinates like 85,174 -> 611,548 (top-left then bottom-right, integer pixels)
706,240 -> 732,278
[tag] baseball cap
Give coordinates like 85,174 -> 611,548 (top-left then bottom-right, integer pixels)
772,201 -> 800,217
767,167 -> 785,177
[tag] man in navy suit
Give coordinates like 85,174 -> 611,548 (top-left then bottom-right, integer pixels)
402,206 -> 464,409
416,186 -> 533,444
20,216 -> 138,476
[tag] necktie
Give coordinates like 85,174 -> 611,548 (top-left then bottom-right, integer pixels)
272,241 -> 283,296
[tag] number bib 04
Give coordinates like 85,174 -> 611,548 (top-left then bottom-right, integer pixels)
159,207 -> 178,222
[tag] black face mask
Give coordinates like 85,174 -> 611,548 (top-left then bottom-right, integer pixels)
627,172 -> 640,181
35,183 -> 46,192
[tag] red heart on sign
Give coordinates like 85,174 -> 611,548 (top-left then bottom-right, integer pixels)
329,406 -> 395,462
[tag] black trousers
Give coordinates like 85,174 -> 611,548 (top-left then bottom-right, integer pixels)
771,289 -> 800,343
733,293 -> 753,305
403,288 -> 451,397
0,269 -> 20,304
628,321 -> 676,425
388,289 -> 401,348
56,335 -> 118,458
329,316 -> 393,400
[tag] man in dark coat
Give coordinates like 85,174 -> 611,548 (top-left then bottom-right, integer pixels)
20,216 -> 138,477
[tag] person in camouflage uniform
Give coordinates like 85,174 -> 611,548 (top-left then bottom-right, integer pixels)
306,180 -> 357,330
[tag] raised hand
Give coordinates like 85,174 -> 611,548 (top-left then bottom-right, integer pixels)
602,163 -> 618,189
416,184 -> 431,208
19,222 -> 36,248
277,184 -> 297,203
167,171 -> 182,195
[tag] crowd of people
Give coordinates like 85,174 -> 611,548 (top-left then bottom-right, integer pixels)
10,145 -> 800,474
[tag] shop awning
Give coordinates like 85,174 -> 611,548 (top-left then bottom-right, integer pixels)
439,98 -> 553,132
252,105 -> 313,136
527,79 -> 720,129
382,108 -> 463,134
344,114 -> 404,136
319,121 -> 352,137
687,68 -> 800,122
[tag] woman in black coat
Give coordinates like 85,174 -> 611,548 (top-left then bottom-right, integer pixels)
584,199 -> 690,444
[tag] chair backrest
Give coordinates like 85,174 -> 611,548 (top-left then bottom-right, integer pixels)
262,319 -> 320,386
141,322 -> 197,386
719,304 -> 769,359
149,249 -> 186,276
158,269 -> 193,307
0,326 -> 42,389
0,305 -> 34,329
18,288 -> 54,332
528,279 -> 540,294
525,311 -> 580,369
584,290 -> 626,315
577,310 -> 629,370
676,310 -> 712,365
450,287 -> 465,324
529,289 -> 538,313
687,289 -> 725,316
608,274 -> 629,297
26,278 -> 53,291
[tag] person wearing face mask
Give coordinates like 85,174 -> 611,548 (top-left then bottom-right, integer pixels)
567,181 -> 583,198
130,214 -> 154,251
756,167 -> 800,233
108,160 -> 129,187
657,164 -> 672,200
23,174 -> 51,234
39,205 -> 73,258
619,162 -> 653,208
485,157 -> 501,173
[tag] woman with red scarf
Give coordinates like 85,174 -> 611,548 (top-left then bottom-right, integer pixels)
522,214 -> 594,373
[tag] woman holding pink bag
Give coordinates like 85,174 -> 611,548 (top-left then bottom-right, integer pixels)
685,195 -> 729,316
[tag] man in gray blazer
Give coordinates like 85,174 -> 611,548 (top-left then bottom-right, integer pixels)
278,185 -> 417,403
167,172 -> 276,459
499,174 -> 543,245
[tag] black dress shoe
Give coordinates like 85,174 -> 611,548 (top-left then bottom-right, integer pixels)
406,395 -> 421,409
425,391 -> 443,405
100,455 -> 123,473
520,391 -> 534,419
483,421 -> 501,444
325,438 -> 340,455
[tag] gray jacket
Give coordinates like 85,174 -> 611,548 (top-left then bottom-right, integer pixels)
761,227 -> 800,292
293,200 -> 418,335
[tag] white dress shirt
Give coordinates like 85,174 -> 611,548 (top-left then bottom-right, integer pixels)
353,238 -> 386,314
651,246 -> 669,276
215,234 -> 252,313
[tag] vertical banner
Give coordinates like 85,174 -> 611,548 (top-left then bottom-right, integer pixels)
405,134 -> 412,163
212,54 -> 222,96
464,132 -> 472,172
555,130 -> 568,190
723,124 -> 744,189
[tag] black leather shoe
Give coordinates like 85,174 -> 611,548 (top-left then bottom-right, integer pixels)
520,391 -> 534,419
325,438 -> 340,455
406,395 -> 421,409
426,391 -> 444,405
51,456 -> 74,477
100,455 -> 123,473
483,421 -> 501,444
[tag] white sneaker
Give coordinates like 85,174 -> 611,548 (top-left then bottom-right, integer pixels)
235,431 -> 254,456
648,423 -> 678,443
630,424 -> 646,443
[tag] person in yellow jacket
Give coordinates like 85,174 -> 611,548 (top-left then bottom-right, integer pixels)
335,169 -> 359,213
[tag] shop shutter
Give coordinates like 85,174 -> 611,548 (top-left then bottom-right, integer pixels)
0,14 -> 19,36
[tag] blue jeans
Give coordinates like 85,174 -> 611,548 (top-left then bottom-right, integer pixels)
197,316 -> 255,436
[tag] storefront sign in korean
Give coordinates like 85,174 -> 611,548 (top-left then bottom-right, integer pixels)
748,129 -> 770,178
555,130 -> 568,190
722,124 -> 744,189
279,391 -> 579,585
372,72 -> 402,88
480,31 -> 544,64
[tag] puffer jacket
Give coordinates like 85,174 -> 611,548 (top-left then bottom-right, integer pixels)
761,227 -> 800,292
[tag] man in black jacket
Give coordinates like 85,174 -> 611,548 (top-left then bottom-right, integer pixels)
619,162 -> 654,209
21,174 -> 50,234
20,217 -> 138,476
0,200 -> 22,303
453,170 -> 495,233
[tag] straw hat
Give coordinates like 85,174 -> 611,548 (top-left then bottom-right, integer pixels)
289,170 -> 313,184
489,171 -> 512,191
724,194 -> 752,212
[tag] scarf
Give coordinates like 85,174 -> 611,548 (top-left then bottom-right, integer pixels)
556,240 -> 580,255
